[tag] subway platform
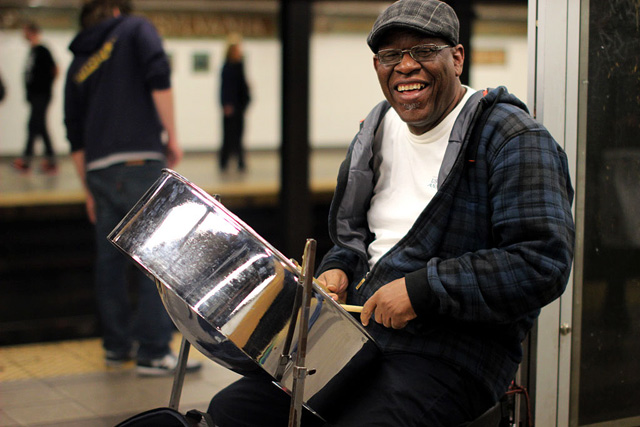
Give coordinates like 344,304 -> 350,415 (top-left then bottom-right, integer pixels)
0,149 -> 346,209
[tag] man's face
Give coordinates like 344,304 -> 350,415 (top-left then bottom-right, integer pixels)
373,30 -> 465,135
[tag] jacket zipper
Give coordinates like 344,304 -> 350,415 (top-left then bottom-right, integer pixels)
356,273 -> 369,290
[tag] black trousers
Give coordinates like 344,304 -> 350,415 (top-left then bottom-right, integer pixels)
220,113 -> 245,170
207,353 -> 496,427
24,94 -> 55,160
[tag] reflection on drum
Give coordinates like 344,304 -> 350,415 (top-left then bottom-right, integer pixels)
108,169 -> 380,419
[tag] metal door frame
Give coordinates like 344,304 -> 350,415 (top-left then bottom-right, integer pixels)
527,0 -> 581,425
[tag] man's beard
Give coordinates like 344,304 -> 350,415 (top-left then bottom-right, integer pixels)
400,103 -> 420,110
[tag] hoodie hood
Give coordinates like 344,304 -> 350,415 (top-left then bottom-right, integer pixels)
69,16 -> 123,55
479,86 -> 529,114
461,86 -> 529,164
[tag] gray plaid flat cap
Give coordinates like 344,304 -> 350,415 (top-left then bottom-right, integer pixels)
367,0 -> 459,52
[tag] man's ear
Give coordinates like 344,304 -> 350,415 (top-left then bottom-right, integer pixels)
451,45 -> 465,77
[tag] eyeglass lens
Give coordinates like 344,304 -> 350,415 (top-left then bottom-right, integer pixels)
377,45 -> 449,65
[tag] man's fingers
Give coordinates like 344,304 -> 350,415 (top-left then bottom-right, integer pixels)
375,310 -> 385,326
360,299 -> 376,327
360,308 -> 370,326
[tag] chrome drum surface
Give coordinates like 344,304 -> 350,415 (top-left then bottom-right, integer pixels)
108,169 -> 379,418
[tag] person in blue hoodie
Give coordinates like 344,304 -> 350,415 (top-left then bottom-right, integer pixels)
64,0 -> 200,376
207,0 -> 575,426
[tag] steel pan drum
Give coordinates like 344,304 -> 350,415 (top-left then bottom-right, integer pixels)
108,169 -> 379,419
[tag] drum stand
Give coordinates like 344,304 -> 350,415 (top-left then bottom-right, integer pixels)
166,238 -> 318,427
168,337 -> 191,410
287,238 -> 317,427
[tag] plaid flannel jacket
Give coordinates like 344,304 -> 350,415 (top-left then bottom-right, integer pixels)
318,87 -> 575,400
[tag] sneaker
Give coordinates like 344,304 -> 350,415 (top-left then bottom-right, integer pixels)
12,158 -> 30,173
136,353 -> 202,376
105,349 -> 135,367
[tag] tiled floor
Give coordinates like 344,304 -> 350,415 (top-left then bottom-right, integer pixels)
0,334 -> 241,426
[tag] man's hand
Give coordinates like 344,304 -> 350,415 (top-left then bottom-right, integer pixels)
165,138 -> 183,169
151,88 -> 181,168
317,269 -> 349,303
361,277 -> 417,329
85,191 -> 96,224
69,150 -> 97,224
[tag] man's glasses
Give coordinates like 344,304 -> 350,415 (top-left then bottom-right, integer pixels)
375,44 -> 451,65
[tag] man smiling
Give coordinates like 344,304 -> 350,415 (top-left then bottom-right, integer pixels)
208,1 -> 575,425
374,36 -> 464,134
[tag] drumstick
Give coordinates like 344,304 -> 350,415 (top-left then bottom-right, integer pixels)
313,277 -> 364,313
313,278 -> 363,313
290,260 -> 365,314
340,304 -> 363,313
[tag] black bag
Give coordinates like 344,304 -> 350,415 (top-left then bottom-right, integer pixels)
115,407 -> 214,427
0,74 -> 5,102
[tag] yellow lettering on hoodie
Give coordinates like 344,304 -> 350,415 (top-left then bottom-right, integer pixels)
74,37 -> 116,84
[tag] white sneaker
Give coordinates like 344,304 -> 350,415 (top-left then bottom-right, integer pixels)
136,353 -> 202,376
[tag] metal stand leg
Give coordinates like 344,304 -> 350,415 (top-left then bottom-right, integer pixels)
288,239 -> 317,427
169,336 -> 191,410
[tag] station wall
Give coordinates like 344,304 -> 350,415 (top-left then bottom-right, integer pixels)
0,30 -> 527,156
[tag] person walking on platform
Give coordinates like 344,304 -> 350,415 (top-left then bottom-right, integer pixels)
13,21 -> 58,174
219,36 -> 250,173
64,0 -> 200,376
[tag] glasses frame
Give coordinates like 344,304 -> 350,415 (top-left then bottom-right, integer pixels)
375,44 -> 451,66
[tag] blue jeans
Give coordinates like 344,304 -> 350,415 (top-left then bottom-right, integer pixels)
87,161 -> 173,360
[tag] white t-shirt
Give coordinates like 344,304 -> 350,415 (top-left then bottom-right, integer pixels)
367,86 -> 476,268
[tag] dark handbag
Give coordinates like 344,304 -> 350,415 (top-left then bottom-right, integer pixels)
115,407 -> 214,427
